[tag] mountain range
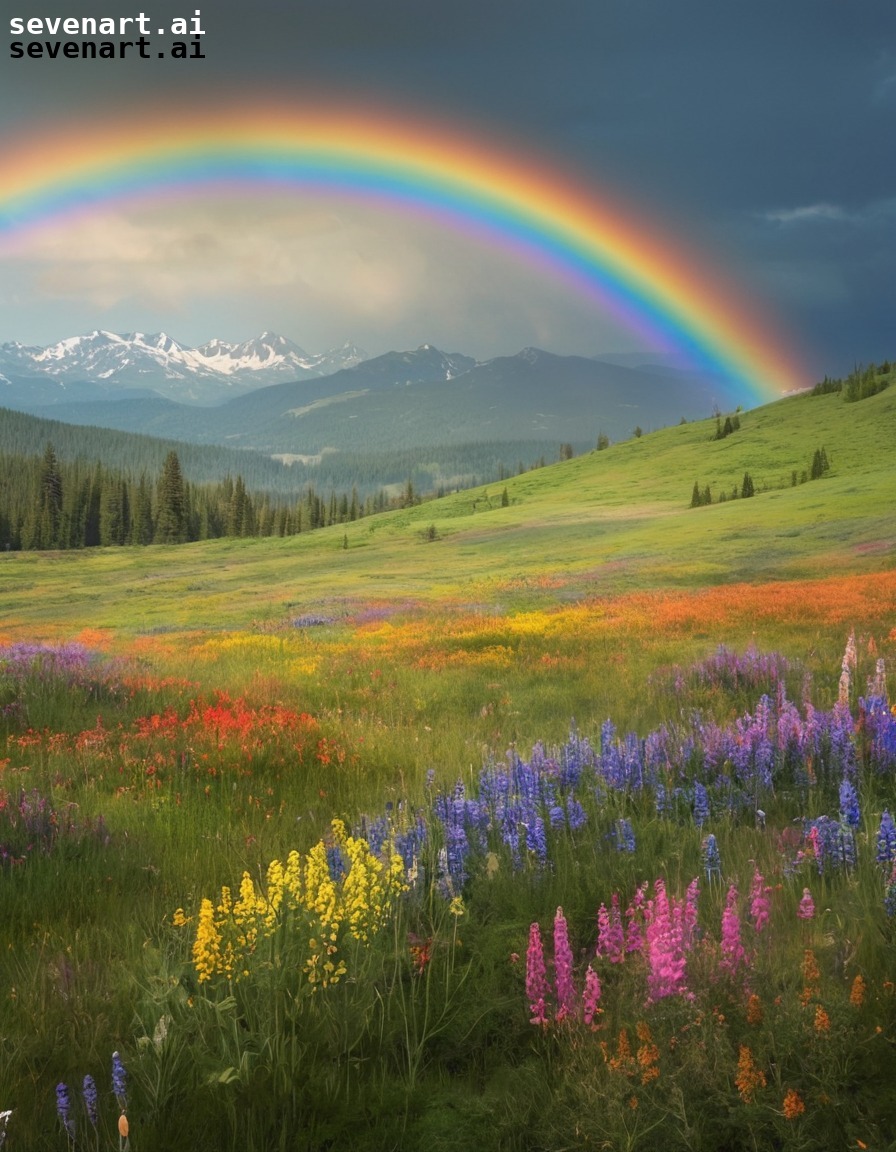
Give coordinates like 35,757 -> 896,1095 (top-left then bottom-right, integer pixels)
0,331 -> 367,406
1,330 -> 739,454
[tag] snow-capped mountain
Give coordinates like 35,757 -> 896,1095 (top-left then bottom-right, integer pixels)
0,331 -> 368,405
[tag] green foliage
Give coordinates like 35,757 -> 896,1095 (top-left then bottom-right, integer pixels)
810,446 -> 830,481
713,411 -> 742,441
812,361 -> 892,402
844,364 -> 890,403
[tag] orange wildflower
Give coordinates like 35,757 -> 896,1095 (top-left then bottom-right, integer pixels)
782,1089 -> 805,1120
636,1021 -> 660,1084
814,1006 -> 831,1033
850,974 -> 866,1008
735,1045 -> 766,1103
746,994 -> 763,1026
609,1028 -> 635,1074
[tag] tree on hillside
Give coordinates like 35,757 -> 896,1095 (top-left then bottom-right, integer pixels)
23,442 -> 64,549
596,432 -> 610,451
810,447 -> 830,480
741,472 -> 755,499
155,451 -> 187,543
100,474 -> 129,546
131,474 -> 154,545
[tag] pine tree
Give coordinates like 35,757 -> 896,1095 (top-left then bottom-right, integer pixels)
28,442 -> 64,549
741,472 -> 755,499
155,451 -> 186,543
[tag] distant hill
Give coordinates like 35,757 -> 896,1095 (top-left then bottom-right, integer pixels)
0,405 -> 578,500
16,345 -> 735,455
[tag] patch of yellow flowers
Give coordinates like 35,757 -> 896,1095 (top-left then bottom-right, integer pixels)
183,820 -> 406,989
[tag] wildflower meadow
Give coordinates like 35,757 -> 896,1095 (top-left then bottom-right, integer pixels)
1,562 -> 895,1151
3,378 -> 896,1152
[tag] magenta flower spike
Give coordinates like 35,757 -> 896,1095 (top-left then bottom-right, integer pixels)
749,867 -> 772,933
526,921 -> 549,1025
553,907 -> 577,1020
720,883 -> 747,975
582,965 -> 602,1025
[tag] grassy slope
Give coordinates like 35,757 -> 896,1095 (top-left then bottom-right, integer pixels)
0,386 -> 894,639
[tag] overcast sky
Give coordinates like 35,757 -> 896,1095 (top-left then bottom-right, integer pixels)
1,0 -> 894,381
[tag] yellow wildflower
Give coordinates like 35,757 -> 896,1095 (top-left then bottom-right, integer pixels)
192,898 -> 222,983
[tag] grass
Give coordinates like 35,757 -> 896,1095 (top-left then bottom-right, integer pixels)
0,382 -> 895,1149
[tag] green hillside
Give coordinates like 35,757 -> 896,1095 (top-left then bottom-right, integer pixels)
1,383 -> 893,636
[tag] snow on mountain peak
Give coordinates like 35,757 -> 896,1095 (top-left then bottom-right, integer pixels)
0,330 -> 370,400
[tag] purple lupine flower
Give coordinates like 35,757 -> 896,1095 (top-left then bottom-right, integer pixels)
326,842 -> 347,881
553,907 -> 577,1020
524,815 -> 548,866
839,778 -> 860,829
565,796 -> 587,831
615,818 -> 636,853
56,1082 -> 75,1141
582,965 -> 602,1025
885,865 -> 896,918
797,888 -> 815,920
877,811 -> 896,865
863,696 -> 896,773
806,815 -> 856,874
82,1074 -> 98,1129
111,1050 -> 128,1106
701,833 -> 721,882
526,922 -> 549,1025
693,782 -> 709,827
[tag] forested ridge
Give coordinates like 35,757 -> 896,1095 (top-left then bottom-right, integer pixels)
0,405 -> 576,497
0,443 -> 395,551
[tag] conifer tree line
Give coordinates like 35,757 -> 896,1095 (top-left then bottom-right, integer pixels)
811,360 -> 892,401
0,444 -> 395,551
689,447 -> 832,509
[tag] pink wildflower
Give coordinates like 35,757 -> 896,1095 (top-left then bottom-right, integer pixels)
596,893 -> 625,962
797,888 -> 815,920
582,965 -> 602,1025
644,878 -> 692,1002
553,907 -> 577,1020
625,884 -> 647,953
720,883 -> 747,976
683,877 -> 700,947
749,867 -> 772,933
526,922 -> 549,1025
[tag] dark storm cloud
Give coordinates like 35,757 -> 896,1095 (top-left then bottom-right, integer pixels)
2,0 -> 894,374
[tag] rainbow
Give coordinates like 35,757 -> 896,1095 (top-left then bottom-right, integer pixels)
0,105 -> 808,400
